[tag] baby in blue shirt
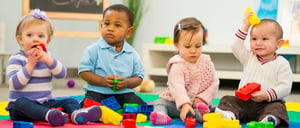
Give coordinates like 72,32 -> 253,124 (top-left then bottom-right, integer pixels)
78,4 -> 146,107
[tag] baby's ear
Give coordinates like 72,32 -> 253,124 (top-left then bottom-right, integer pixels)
125,26 -> 134,39
276,39 -> 284,48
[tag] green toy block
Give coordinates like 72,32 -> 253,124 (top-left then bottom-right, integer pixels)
112,79 -> 120,92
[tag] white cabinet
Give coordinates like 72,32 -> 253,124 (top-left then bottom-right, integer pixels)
142,43 -> 300,82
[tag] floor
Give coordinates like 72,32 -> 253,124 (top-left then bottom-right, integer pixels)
0,77 -> 300,102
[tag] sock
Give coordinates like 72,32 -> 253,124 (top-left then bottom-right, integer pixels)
261,115 -> 278,126
71,105 -> 101,124
45,109 -> 68,126
150,111 -> 172,125
196,103 -> 210,117
215,108 -> 236,120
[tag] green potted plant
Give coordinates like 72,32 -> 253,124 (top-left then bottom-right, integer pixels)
123,0 -> 147,45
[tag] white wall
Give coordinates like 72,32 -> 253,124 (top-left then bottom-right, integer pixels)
0,0 -> 259,68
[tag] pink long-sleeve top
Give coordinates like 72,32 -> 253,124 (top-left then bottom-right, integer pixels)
159,54 -> 219,109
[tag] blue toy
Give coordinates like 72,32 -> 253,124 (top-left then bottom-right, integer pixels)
101,96 -> 121,111
13,121 -> 33,128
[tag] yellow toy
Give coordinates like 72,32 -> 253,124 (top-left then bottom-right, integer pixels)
203,113 -> 241,128
244,7 -> 260,25
99,106 -> 123,125
135,79 -> 155,93
136,113 -> 147,123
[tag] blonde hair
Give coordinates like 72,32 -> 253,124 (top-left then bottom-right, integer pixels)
16,9 -> 53,43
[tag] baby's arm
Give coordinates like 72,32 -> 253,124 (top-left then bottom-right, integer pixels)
114,75 -> 142,89
79,71 -> 114,88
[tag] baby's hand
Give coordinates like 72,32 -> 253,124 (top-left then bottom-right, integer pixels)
104,74 -> 115,88
180,103 -> 195,122
192,97 -> 206,108
26,48 -> 40,67
114,75 -> 128,90
242,12 -> 252,32
251,91 -> 268,102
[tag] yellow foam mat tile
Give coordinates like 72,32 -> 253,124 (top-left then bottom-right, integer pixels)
286,102 -> 300,112
0,102 -> 8,115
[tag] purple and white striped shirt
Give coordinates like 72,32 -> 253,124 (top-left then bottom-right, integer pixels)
6,50 -> 66,109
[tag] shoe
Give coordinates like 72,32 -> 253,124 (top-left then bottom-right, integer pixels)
196,103 -> 210,116
46,109 -> 68,126
150,111 -> 172,125
215,108 -> 236,120
71,105 -> 101,124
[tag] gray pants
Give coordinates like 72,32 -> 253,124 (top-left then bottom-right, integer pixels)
153,98 -> 202,122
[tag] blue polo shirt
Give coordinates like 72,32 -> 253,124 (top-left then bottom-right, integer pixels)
78,38 -> 144,94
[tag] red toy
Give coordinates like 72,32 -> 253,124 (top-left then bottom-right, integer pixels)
185,117 -> 197,127
235,82 -> 261,101
83,98 -> 102,108
122,119 -> 136,128
32,43 -> 46,52
122,113 -> 136,121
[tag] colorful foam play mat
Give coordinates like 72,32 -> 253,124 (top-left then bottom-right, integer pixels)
0,93 -> 299,127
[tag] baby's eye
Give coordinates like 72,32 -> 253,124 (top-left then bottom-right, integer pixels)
115,24 -> 121,27
26,34 -> 32,37
104,22 -> 110,26
196,45 -> 201,48
252,38 -> 257,40
38,34 -> 44,38
184,45 -> 191,48
263,37 -> 268,40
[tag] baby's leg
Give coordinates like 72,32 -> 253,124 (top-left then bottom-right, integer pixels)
150,99 -> 174,125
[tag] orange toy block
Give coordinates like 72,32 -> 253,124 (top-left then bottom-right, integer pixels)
235,82 -> 261,101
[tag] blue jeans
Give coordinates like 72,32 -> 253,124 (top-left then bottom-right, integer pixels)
9,97 -> 81,122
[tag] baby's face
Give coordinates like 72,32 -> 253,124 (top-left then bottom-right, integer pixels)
101,10 -> 133,46
250,23 -> 282,59
175,30 -> 204,63
17,24 -> 49,53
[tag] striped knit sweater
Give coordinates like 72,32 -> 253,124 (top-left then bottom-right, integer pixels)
6,50 -> 66,109
233,29 -> 293,102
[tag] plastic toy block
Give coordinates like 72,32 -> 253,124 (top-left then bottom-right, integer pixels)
116,109 -> 124,114
138,104 -> 154,113
124,103 -> 139,108
122,119 -> 136,128
99,106 -> 123,125
235,82 -> 261,101
244,7 -> 260,25
203,113 -> 222,122
123,103 -> 139,113
246,121 -> 273,128
101,96 -> 121,111
138,104 -> 154,118
32,43 -> 46,52
203,113 -> 241,128
122,113 -> 136,120
220,119 -> 241,128
136,113 -> 147,123
13,121 -> 33,128
112,79 -> 120,92
185,117 -> 197,127
83,98 -> 102,108
124,105 -> 139,114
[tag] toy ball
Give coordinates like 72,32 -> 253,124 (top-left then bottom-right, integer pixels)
67,80 -> 75,88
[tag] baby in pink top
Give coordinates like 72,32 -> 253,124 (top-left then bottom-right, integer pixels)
150,17 -> 219,125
